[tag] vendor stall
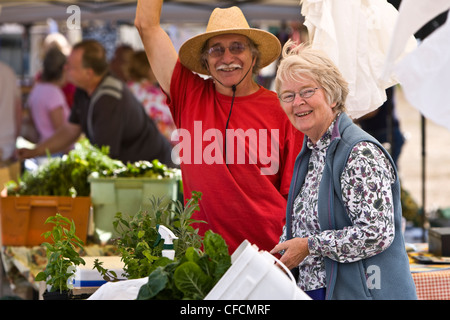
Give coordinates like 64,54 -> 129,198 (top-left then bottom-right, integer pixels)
409,243 -> 450,300
3,241 -> 450,300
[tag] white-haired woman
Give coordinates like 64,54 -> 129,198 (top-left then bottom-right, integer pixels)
271,41 -> 417,300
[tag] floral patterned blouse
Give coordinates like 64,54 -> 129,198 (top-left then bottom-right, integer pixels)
280,116 -> 396,292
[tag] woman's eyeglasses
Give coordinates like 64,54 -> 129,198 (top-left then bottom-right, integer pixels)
279,87 -> 320,103
207,42 -> 248,58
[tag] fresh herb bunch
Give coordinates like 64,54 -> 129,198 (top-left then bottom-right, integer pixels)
95,159 -> 178,179
112,192 -> 205,280
35,213 -> 86,293
6,139 -> 122,196
6,140 -> 179,197
137,230 -> 231,300
169,191 -> 204,257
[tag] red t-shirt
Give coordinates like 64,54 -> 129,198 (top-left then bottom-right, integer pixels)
168,60 -> 304,253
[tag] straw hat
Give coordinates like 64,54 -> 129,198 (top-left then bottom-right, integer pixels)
178,6 -> 281,75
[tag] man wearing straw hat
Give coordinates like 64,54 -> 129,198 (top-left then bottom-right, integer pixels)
135,2 -> 303,253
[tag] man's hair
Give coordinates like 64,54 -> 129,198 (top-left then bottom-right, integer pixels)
73,39 -> 109,76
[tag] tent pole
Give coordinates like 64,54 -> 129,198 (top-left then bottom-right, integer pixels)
421,114 -> 427,242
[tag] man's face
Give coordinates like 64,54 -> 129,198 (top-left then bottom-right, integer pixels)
65,48 -> 90,89
204,34 -> 255,89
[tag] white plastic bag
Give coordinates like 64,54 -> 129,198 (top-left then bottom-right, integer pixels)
88,278 -> 148,300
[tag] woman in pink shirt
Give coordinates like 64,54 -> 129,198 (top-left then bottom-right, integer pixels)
27,48 -> 71,153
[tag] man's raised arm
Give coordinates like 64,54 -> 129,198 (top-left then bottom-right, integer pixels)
135,0 -> 178,96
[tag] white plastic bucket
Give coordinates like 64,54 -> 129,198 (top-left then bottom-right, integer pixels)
205,240 -> 311,300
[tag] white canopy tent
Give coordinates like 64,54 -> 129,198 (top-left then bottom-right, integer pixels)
0,1 -> 305,81
0,0 -> 304,24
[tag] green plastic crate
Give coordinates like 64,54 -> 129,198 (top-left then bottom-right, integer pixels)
88,176 -> 179,239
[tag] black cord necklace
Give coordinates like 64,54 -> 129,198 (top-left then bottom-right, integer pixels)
224,84 -> 237,167
206,60 -> 254,168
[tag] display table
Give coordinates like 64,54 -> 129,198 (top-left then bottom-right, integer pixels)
3,243 -> 450,300
411,266 -> 450,300
409,243 -> 450,300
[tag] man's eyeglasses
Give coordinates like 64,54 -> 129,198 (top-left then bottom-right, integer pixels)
279,87 -> 320,103
207,42 -> 248,58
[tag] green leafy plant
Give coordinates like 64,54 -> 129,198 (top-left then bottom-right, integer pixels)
92,259 -> 119,283
35,213 -> 86,294
6,139 -> 179,197
137,230 -> 231,300
6,139 -> 123,196
95,159 -> 178,179
112,192 -> 205,280
169,191 -> 204,257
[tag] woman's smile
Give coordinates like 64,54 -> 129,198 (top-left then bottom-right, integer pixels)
295,110 -> 313,117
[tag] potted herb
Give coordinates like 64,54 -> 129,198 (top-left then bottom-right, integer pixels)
35,213 -> 86,300
137,230 -> 231,300
90,230 -> 231,300
110,191 -> 204,280
88,193 -> 232,300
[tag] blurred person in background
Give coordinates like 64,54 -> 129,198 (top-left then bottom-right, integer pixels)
127,50 -> 177,144
41,32 -> 76,108
0,61 -> 22,164
26,47 -> 72,160
0,61 -> 22,188
0,62 -> 22,161
18,39 -> 174,166
109,44 -> 134,83
357,86 -> 405,167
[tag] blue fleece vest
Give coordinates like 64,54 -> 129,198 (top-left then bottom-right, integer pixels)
286,113 -> 417,300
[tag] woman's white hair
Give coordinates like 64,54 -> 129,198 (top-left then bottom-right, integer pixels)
275,40 -> 349,113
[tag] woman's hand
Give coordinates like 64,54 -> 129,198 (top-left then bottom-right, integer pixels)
270,237 -> 310,270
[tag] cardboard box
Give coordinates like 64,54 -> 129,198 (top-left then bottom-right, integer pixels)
428,227 -> 450,257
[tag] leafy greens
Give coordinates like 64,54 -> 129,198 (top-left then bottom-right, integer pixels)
137,230 -> 231,300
